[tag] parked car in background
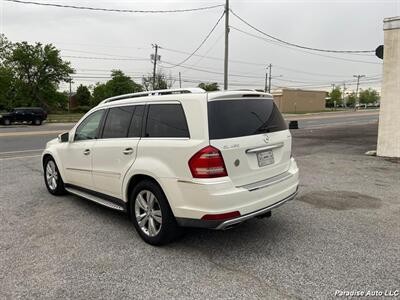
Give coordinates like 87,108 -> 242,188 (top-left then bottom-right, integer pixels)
0,107 -> 47,125
42,88 -> 299,245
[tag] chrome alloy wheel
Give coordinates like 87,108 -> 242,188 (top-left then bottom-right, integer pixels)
135,190 -> 162,237
46,160 -> 58,191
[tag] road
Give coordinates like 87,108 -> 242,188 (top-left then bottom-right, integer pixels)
285,110 -> 378,129
1,122 -> 398,299
0,111 -> 379,158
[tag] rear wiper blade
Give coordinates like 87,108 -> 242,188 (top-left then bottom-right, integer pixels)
255,125 -> 278,133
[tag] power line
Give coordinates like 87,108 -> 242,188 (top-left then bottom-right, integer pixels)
230,26 -> 381,65
63,55 -> 149,61
60,48 -> 140,58
161,11 -> 225,68
161,46 -> 260,66
4,0 -> 224,13
180,32 -> 224,74
66,46 -> 378,79
160,61 -> 262,78
230,9 -> 375,54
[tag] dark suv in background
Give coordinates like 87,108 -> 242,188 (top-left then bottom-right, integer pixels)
0,107 -> 47,125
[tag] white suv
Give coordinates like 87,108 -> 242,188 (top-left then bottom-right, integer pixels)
42,88 -> 299,245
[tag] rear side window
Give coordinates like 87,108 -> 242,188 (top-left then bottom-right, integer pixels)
208,98 -> 287,139
102,106 -> 135,139
145,104 -> 189,138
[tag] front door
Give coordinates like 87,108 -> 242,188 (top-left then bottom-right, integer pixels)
59,109 -> 105,189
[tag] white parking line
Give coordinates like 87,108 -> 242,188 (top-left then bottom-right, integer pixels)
0,149 -> 43,155
0,154 -> 42,161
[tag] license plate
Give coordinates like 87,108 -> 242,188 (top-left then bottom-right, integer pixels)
257,150 -> 274,167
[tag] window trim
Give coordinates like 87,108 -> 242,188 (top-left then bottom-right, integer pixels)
142,102 -> 190,139
128,105 -> 145,138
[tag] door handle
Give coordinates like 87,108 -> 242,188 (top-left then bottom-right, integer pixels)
83,149 -> 91,155
123,148 -> 134,155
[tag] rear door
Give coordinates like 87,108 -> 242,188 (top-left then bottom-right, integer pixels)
91,105 -> 145,198
208,97 -> 291,187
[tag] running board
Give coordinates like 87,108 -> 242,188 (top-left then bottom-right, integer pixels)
65,187 -> 125,211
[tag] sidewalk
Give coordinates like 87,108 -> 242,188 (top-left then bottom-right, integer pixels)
284,109 -> 379,120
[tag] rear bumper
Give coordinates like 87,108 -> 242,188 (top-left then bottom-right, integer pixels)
167,158 -> 299,229
176,189 -> 298,229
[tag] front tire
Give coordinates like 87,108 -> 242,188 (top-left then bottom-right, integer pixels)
33,119 -> 42,125
44,157 -> 66,195
129,180 -> 182,245
3,118 -> 11,125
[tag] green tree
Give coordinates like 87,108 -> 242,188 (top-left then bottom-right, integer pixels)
359,88 -> 380,104
198,82 -> 220,92
92,70 -> 143,104
0,35 -> 74,111
326,86 -> 342,108
0,67 -> 14,110
346,92 -> 357,107
75,84 -> 91,106
142,72 -> 175,91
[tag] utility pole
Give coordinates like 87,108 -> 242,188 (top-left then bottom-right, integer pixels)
353,75 -> 365,111
268,64 -> 272,93
179,72 -> 182,88
331,84 -> 336,109
342,82 -> 347,108
264,72 -> 268,93
152,44 -> 159,90
223,0 -> 229,90
68,77 -> 72,113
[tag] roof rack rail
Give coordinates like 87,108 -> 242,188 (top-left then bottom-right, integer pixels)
99,87 -> 206,105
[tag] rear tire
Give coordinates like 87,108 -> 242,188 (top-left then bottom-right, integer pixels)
43,157 -> 66,195
129,180 -> 182,245
33,119 -> 42,126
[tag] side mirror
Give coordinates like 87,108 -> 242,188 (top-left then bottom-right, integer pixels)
58,132 -> 69,143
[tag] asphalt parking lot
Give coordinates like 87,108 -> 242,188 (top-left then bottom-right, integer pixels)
1,122 -> 399,299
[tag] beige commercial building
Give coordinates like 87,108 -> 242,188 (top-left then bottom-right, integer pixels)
272,89 -> 327,113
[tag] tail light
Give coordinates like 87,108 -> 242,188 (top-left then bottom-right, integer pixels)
188,146 -> 228,178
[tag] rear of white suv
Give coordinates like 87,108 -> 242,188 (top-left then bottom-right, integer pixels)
171,92 -> 298,229
42,89 -> 298,245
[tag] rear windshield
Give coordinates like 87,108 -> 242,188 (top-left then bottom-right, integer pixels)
208,98 -> 287,139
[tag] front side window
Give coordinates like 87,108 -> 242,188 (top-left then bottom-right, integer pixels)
75,110 -> 104,141
102,106 -> 135,139
145,104 -> 189,138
